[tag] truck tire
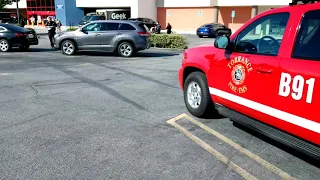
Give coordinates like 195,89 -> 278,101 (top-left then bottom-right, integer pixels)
184,71 -> 213,118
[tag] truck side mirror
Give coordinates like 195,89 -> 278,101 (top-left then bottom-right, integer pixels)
214,36 -> 230,49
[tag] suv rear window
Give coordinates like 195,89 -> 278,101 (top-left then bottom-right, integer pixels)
119,23 -> 136,30
137,23 -> 148,32
101,22 -> 119,31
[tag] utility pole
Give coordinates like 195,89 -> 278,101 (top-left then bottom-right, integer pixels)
16,0 -> 20,24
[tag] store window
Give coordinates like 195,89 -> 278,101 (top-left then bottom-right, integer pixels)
27,0 -> 54,11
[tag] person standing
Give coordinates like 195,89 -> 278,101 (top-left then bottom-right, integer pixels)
156,22 -> 161,34
20,19 -> 25,28
166,23 -> 172,34
45,17 -> 57,48
56,19 -> 62,32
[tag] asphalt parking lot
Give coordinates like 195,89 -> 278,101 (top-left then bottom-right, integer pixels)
0,36 -> 319,180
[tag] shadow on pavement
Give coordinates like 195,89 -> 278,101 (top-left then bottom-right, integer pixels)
8,48 -> 56,52
233,122 -> 320,168
75,50 -> 181,57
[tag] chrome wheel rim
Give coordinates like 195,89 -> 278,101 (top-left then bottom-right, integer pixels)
187,81 -> 202,109
120,44 -> 132,56
62,42 -> 74,54
0,40 -> 9,51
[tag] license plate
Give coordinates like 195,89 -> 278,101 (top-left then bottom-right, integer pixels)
28,34 -> 34,38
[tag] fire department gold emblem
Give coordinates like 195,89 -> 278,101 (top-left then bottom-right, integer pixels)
227,56 -> 253,94
231,64 -> 246,85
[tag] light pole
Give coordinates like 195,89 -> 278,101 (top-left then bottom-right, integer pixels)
15,0 -> 20,24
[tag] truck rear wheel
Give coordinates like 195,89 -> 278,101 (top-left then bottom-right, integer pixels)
184,71 -> 213,118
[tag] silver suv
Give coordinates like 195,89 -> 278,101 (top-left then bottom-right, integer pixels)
54,20 -> 150,57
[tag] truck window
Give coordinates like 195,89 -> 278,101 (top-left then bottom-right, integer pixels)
234,13 -> 289,56
292,10 -> 320,60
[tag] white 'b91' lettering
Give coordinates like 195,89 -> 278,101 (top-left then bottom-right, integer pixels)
279,72 -> 315,104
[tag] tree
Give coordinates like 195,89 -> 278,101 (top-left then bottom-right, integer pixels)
0,0 -> 20,23
0,0 -> 15,12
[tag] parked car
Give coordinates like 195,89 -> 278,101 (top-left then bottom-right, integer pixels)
128,17 -> 156,30
0,23 -> 38,52
78,13 -> 105,27
196,23 -> 231,38
54,20 -> 151,57
179,0 -> 320,160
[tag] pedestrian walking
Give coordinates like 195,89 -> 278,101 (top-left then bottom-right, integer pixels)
166,23 -> 172,34
20,19 -> 25,28
56,19 -> 62,32
45,17 -> 57,48
156,22 -> 161,34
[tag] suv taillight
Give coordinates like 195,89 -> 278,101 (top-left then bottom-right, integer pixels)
137,32 -> 150,36
16,33 -> 26,37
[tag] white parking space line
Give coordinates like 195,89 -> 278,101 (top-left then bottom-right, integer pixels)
167,114 -> 258,180
75,63 -> 91,67
183,115 -> 296,180
167,113 -> 296,180
0,73 -> 11,76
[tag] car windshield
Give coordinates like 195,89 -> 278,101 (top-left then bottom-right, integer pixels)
200,24 -> 213,28
82,15 -> 91,21
89,16 -> 101,21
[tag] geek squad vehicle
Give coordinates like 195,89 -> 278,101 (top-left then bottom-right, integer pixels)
128,17 -> 156,30
79,9 -> 131,27
179,0 -> 320,160
96,9 -> 131,20
196,23 -> 231,38
0,23 -> 38,52
78,13 -> 105,27
54,20 -> 150,57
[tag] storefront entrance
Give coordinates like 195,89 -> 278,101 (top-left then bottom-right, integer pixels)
26,0 -> 55,26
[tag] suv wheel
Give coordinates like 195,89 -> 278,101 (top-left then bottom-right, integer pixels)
118,42 -> 134,57
0,39 -> 10,52
61,40 -> 76,55
184,71 -> 213,118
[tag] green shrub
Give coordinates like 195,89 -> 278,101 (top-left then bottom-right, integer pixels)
149,34 -> 188,49
67,28 -> 78,31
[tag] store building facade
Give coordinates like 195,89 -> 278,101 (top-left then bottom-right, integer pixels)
5,0 -> 292,32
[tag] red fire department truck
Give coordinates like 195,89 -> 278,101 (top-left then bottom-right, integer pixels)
179,0 -> 320,160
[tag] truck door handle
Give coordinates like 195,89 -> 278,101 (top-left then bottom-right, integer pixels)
256,67 -> 273,74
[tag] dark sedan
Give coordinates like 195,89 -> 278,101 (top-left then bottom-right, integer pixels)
0,23 -> 38,52
196,23 -> 231,38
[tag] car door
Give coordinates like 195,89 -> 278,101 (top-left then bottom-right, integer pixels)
277,9 -> 320,145
77,22 -> 101,49
99,22 -> 120,51
210,12 -> 290,126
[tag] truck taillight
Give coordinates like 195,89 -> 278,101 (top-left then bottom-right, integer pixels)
137,32 -> 150,36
